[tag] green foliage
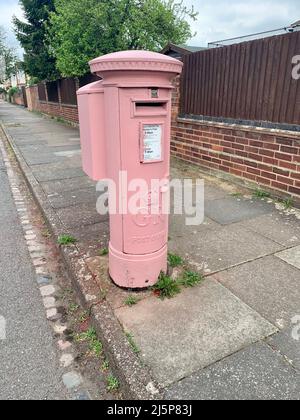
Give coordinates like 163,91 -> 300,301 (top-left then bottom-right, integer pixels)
152,272 -> 180,299
124,295 -> 139,307
68,302 -> 80,313
74,327 -> 95,342
153,269 -> 204,299
13,0 -> 59,81
107,374 -> 119,392
91,339 -> 103,356
178,271 -> 203,288
74,327 -> 103,356
58,234 -> 77,245
168,252 -> 184,268
99,247 -> 109,256
48,0 -> 197,77
8,86 -> 19,98
253,188 -> 271,199
125,332 -> 141,354
280,198 -> 294,209
100,359 -> 109,371
27,77 -> 40,87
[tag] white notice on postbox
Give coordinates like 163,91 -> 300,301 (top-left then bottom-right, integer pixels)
143,124 -> 162,162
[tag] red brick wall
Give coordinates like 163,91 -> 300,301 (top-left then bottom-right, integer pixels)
26,86 -> 39,111
171,78 -> 300,201
11,92 -> 24,106
25,84 -> 79,124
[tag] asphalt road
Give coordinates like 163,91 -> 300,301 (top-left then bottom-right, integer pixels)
0,150 -> 66,400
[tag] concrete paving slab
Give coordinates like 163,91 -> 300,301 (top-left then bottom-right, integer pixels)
32,167 -> 84,182
204,185 -> 231,201
171,169 -> 228,202
54,150 -> 81,158
165,342 -> 300,400
205,197 -> 273,225
4,125 -> 77,139
69,221 -> 109,257
47,187 -> 97,209
170,175 -> 228,206
267,327 -> 300,370
6,119 -> 76,132
168,222 -> 283,274
14,133 -> 78,144
235,213 -> 300,247
169,214 -> 218,243
10,138 -> 49,147
276,246 -> 300,270
20,151 -> 64,166
215,255 -> 300,328
41,177 -> 96,195
56,202 -> 106,229
115,280 -> 276,386
19,144 -> 80,153
31,157 -> 82,172
18,145 -> 81,165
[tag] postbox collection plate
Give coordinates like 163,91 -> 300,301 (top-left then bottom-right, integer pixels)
141,123 -> 163,163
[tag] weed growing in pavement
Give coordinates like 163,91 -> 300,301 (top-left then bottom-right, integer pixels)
151,249 -> 205,299
58,234 -> 77,246
178,271 -> 204,288
68,303 -> 80,314
167,253 -> 184,268
41,228 -> 51,238
279,198 -> 294,210
253,189 -> 271,199
91,339 -> 103,356
74,327 -> 103,356
125,332 -> 141,354
101,359 -> 110,372
78,311 -> 89,323
152,272 -> 181,300
107,375 -> 120,392
124,295 -> 139,307
99,247 -> 109,256
57,287 -> 74,302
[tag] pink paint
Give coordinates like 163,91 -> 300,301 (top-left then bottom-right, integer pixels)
77,51 -> 183,288
77,81 -> 106,180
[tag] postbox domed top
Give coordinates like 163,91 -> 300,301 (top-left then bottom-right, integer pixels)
89,50 -> 183,76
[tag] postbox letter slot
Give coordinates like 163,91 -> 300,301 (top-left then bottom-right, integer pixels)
134,101 -> 167,116
136,102 -> 166,108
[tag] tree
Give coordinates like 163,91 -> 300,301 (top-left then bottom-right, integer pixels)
48,0 -> 197,77
0,27 -> 18,84
13,0 -> 59,81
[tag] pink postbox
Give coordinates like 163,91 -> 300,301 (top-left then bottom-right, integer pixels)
77,51 -> 183,289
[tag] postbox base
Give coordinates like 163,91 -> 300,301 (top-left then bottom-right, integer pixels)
109,243 -> 168,289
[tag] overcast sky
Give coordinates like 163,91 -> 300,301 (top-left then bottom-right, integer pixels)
0,0 -> 298,54
184,0 -> 298,46
0,0 -> 23,54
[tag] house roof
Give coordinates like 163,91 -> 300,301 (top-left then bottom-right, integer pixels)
161,43 -> 206,56
291,20 -> 300,27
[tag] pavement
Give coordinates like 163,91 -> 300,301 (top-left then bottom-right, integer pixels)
1,101 -> 300,400
0,137 -> 66,400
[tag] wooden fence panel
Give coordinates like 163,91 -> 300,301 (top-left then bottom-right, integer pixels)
180,31 -> 300,126
59,78 -> 77,105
